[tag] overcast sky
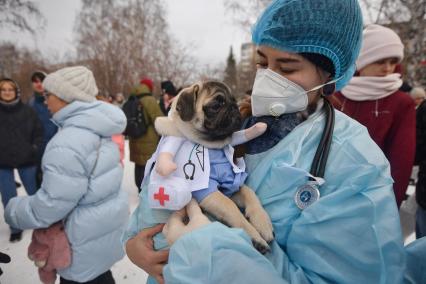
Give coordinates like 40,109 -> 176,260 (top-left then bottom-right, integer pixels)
3,0 -> 251,66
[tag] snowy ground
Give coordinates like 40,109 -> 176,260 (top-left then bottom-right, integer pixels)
0,142 -> 148,284
0,142 -> 418,283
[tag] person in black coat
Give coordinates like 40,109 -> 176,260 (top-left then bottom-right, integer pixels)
415,99 -> 426,238
0,78 -> 43,242
159,80 -> 177,114
28,71 -> 58,188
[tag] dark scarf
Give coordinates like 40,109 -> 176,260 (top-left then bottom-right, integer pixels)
244,113 -> 302,154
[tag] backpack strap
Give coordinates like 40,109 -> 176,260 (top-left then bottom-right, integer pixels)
136,94 -> 152,126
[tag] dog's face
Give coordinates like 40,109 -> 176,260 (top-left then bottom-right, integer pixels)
174,81 -> 242,141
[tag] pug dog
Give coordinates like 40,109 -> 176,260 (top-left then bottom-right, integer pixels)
153,81 -> 274,253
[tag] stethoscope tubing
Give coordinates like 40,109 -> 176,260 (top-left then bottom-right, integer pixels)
309,98 -> 335,179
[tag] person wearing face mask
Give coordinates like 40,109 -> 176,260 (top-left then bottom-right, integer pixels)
0,78 -> 43,242
334,24 -> 416,208
124,1 -> 425,283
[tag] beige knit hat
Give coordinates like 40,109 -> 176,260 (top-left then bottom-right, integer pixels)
356,24 -> 404,71
410,87 -> 426,99
43,66 -> 98,103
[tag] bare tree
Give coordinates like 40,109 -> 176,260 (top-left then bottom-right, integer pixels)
74,0 -> 197,98
0,42 -> 47,101
224,0 -> 271,30
0,0 -> 45,34
224,47 -> 238,93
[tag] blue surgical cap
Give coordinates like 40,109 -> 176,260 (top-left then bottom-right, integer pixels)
252,0 -> 363,90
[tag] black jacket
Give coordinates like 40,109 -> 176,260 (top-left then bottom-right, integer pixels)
416,100 -> 426,208
0,100 -> 44,168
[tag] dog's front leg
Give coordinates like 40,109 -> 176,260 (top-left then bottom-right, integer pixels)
200,191 -> 270,254
231,185 -> 274,243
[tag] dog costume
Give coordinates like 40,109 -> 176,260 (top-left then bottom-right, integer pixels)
148,135 -> 249,210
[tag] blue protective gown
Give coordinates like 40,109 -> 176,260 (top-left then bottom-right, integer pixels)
160,109 -> 412,284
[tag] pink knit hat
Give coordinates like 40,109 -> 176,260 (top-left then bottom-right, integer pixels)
356,24 -> 404,71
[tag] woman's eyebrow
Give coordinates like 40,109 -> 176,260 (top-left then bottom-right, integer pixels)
256,50 -> 267,58
276,57 -> 301,64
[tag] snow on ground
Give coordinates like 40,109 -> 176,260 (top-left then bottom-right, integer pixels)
0,142 -> 148,284
0,141 -> 419,283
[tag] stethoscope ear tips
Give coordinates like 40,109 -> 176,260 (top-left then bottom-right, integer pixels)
321,83 -> 336,96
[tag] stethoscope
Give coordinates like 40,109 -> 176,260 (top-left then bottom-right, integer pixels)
183,144 -> 199,180
294,98 -> 335,210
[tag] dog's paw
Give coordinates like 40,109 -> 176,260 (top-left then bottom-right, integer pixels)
246,207 -> 274,243
252,238 -> 271,255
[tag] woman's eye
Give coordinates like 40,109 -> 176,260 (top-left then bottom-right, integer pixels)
390,58 -> 399,64
279,68 -> 295,74
256,62 -> 268,69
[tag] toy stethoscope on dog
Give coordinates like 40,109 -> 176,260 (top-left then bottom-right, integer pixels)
183,144 -> 204,180
294,97 -> 335,210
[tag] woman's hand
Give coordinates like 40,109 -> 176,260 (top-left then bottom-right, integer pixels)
163,199 -> 211,245
126,224 -> 169,284
238,94 -> 252,119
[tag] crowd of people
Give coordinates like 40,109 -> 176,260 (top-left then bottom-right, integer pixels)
1,0 -> 426,283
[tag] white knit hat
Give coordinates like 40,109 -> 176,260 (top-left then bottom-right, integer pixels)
410,87 -> 426,99
43,66 -> 98,103
356,24 -> 404,71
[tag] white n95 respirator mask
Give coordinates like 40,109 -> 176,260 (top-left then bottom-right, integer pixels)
251,68 -> 308,117
251,68 -> 339,117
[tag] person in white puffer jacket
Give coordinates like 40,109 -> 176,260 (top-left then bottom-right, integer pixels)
5,66 -> 129,284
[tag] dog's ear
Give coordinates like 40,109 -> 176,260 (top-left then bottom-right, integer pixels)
176,84 -> 199,121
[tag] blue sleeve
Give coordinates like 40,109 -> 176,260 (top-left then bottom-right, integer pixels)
403,237 -> 426,283
122,178 -> 171,250
5,146 -> 88,229
164,222 -> 287,284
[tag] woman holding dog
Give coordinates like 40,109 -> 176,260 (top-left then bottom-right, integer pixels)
126,0 -> 425,283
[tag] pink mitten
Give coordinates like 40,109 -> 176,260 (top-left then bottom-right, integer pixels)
38,268 -> 56,284
28,230 -> 49,268
46,223 -> 71,270
28,223 -> 72,284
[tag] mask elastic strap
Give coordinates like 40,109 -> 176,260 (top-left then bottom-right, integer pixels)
305,75 -> 343,94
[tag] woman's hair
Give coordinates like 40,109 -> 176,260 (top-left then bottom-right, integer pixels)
31,71 -> 46,82
0,79 -> 18,93
300,53 -> 335,77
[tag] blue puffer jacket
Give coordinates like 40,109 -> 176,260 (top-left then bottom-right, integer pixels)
5,101 -> 129,282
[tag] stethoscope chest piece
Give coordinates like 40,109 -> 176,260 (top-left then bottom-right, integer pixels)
295,181 -> 320,210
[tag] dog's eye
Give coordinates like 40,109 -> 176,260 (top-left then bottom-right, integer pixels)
209,102 -> 222,111
215,95 -> 225,106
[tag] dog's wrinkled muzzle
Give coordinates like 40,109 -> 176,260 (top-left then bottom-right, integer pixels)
203,105 -> 242,141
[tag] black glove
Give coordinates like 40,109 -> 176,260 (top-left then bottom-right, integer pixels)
0,252 -> 11,276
